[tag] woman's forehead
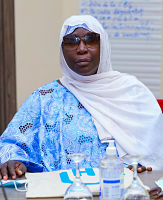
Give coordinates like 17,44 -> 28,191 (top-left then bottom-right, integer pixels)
70,27 -> 92,36
64,23 -> 92,36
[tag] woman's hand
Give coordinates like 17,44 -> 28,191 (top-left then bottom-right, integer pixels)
0,160 -> 27,180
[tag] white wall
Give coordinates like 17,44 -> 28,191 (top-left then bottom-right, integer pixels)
15,0 -> 78,108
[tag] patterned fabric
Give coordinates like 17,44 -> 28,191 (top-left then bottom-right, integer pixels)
0,81 -> 108,172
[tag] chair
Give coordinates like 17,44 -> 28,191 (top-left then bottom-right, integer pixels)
157,99 -> 163,113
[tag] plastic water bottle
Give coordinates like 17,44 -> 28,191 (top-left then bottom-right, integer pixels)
100,139 -> 124,200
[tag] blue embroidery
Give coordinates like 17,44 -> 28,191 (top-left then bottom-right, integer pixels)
0,80 -> 108,172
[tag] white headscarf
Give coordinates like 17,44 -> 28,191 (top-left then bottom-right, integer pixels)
59,15 -> 163,169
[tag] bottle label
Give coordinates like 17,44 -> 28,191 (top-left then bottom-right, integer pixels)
100,163 -> 124,199
103,179 -> 121,199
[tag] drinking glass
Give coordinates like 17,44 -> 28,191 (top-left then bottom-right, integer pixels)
64,153 -> 93,200
123,155 -> 150,200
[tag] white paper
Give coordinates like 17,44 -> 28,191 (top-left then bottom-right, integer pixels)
79,0 -> 162,97
26,168 -> 133,199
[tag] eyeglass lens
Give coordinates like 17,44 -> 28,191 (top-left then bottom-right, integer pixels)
62,33 -> 100,49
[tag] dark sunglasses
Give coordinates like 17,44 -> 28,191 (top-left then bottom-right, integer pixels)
62,32 -> 100,50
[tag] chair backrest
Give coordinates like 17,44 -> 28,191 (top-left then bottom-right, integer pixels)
157,99 -> 163,113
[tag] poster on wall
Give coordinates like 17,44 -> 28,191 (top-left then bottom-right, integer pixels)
79,0 -> 162,97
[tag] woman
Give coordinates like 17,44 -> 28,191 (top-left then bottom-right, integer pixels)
0,15 -> 163,182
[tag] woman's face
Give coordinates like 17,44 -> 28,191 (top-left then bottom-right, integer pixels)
62,28 -> 100,76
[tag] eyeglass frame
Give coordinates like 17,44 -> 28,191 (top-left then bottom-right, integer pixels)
61,32 -> 100,50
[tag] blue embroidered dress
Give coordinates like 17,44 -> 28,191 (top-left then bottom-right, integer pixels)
0,81 -> 108,172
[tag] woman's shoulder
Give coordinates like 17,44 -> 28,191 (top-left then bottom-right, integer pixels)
118,72 -> 146,87
119,72 -> 156,99
37,80 -> 60,91
19,80 -> 64,107
33,80 -> 68,96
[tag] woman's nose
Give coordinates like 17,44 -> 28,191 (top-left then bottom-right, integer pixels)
76,40 -> 88,54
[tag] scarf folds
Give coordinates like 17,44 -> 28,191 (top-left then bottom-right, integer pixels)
59,15 -> 163,169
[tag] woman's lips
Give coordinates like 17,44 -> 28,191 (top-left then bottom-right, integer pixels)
75,59 -> 91,66
76,61 -> 90,66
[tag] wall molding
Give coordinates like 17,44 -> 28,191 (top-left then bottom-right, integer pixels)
0,0 -> 16,135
